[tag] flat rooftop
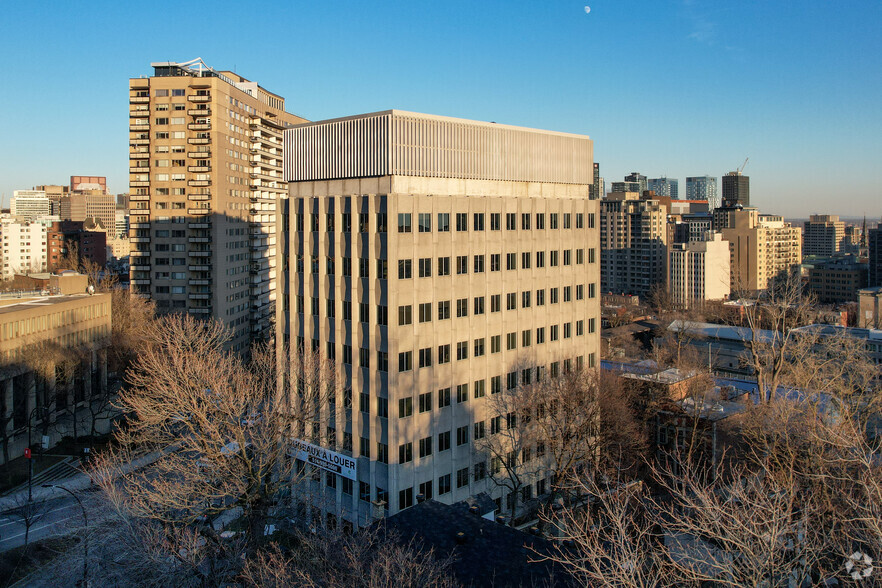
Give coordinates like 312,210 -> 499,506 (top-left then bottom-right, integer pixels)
0,293 -> 106,316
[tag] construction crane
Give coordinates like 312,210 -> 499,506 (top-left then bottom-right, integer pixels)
737,157 -> 749,174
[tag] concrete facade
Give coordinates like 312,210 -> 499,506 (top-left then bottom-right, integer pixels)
803,214 -> 845,257
668,232 -> 731,309
600,192 -> 668,297
281,111 -> 600,526
719,208 -> 802,292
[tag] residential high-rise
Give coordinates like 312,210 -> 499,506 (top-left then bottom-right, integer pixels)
128,58 -> 307,351
0,218 -> 48,279
719,208 -> 802,292
721,171 -> 749,208
869,227 -> 882,287
624,172 -> 648,193
590,162 -> 601,200
648,177 -> 679,199
686,176 -> 718,209
600,192 -> 668,297
11,191 -> 51,222
281,110 -> 600,525
668,232 -> 731,309
803,214 -> 845,257
610,180 -> 641,193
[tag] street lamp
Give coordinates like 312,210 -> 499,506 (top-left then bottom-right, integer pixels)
42,484 -> 88,586
26,405 -> 44,502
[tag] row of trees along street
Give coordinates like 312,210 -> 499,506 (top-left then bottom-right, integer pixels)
15,267 -> 880,586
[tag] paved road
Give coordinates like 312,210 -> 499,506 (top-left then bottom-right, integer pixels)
0,490 -> 103,553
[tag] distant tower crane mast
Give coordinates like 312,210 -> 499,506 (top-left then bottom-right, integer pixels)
738,157 -> 749,174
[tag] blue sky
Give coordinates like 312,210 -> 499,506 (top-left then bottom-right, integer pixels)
0,0 -> 879,217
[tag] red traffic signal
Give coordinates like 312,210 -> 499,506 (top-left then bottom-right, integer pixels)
24,448 -> 31,459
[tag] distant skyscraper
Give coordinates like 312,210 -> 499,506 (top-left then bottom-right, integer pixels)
869,227 -> 882,287
590,162 -> 601,200
803,214 -> 845,257
721,172 -> 749,208
686,176 -> 719,209
610,181 -> 641,193
648,177 -> 679,199
10,191 -> 52,222
624,172 -> 648,194
600,192 -> 668,296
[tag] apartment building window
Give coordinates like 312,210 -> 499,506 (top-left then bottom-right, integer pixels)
438,213 -> 450,232
398,487 -> 413,510
474,297 -> 485,315
474,379 -> 486,398
576,213 -> 584,229
377,305 -> 388,326
551,325 -> 559,341
438,387 -> 451,408
456,426 -> 470,446
491,416 -> 502,434
398,351 -> 413,372
439,474 -> 451,495
537,327 -> 545,344
550,213 -> 559,229
377,260 -> 388,279
522,291 -> 531,308
342,345 -> 352,365
491,335 -> 501,354
576,249 -> 584,264
359,347 -> 370,367
377,442 -> 388,463
419,391 -> 432,413
589,318 -> 596,333
564,286 -> 572,302
474,338 -> 485,357
490,213 -> 501,231
522,329 -> 532,347
491,375 -> 502,395
506,213 -> 516,230
550,251 -> 559,266
536,251 -> 545,268
399,397 -> 413,418
419,436 -> 432,458
456,298 -> 468,318
456,256 -> 468,275
506,253 -> 516,270
377,212 -> 387,232
474,255 -> 485,273
564,322 -> 572,338
455,383 -> 469,403
439,431 -> 451,451
437,257 -> 450,276
456,213 -> 468,231
521,252 -> 531,269
536,289 -> 545,305
474,213 -> 485,231
550,287 -> 559,304
398,259 -> 412,279
490,254 -> 500,272
506,332 -> 517,350
418,303 -> 432,323
521,213 -> 531,230
399,305 -> 412,325
419,347 -> 433,368
457,468 -> 470,488
419,480 -> 433,500
576,320 -> 584,336
418,213 -> 431,232
589,283 -> 596,298
506,293 -> 517,310
342,213 -> 351,233
588,213 -> 596,228
437,344 -> 451,364
456,341 -> 469,360
589,352 -> 597,368
398,213 -> 412,233
576,285 -> 584,300
378,397 -> 388,418
491,294 -> 501,313
564,213 -> 571,229
155,117 -> 169,125
418,257 -> 432,277
438,300 -> 451,320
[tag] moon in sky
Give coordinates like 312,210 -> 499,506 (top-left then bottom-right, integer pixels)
584,6 -> 591,13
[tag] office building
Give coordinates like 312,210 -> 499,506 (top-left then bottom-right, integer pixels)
686,176 -> 719,209
600,192 -> 668,297
668,232 -> 731,309
721,171 -> 749,208
590,162 -> 601,200
282,110 -> 600,525
59,192 -> 118,238
648,177 -> 679,199
803,214 -> 845,257
0,281 -> 111,464
805,256 -> 867,304
0,218 -> 48,279
624,172 -> 648,193
128,58 -> 306,351
719,208 -> 802,292
866,228 -> 882,287
11,191 -> 51,222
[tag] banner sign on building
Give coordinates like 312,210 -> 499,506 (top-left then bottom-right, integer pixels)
290,439 -> 357,481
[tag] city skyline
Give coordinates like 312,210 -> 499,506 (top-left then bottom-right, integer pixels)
0,0 -> 880,217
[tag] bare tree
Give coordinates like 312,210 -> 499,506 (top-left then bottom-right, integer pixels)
9,494 -> 48,549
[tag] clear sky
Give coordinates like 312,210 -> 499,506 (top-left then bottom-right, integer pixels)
1,0 -> 879,218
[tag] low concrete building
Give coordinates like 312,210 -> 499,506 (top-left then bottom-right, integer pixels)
858,286 -> 882,329
0,290 -> 112,464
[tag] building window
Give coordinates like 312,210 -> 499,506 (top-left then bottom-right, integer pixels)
398,259 -> 412,279
491,295 -> 501,313
537,327 -> 545,344
398,305 -> 412,325
456,384 -> 469,403
474,379 -> 486,398
456,256 -> 468,275
399,397 -> 413,418
456,213 -> 468,231
419,347 -> 433,368
473,213 -> 485,231
506,332 -> 517,350
474,296 -> 485,315
438,213 -> 450,232
418,302 -> 432,323
419,391 -> 432,413
398,213 -> 412,233
439,431 -> 451,452
399,442 -> 413,464
399,487 -> 413,510
438,301 -> 451,320
419,480 -> 433,500
398,351 -> 413,372
506,253 -> 517,270
521,252 -> 531,269
506,213 -> 516,231
456,298 -> 469,318
491,335 -> 501,353
418,257 -> 432,277
437,344 -> 451,364
490,254 -> 501,272
550,213 -> 558,229
377,442 -> 388,463
437,256 -> 450,276
474,338 -> 485,357
474,255 -> 485,273
438,387 -> 451,408
456,426 -> 470,446
439,474 -> 451,495
418,213 -> 432,232
419,436 -> 433,458
507,293 -> 517,310
457,467 -> 470,488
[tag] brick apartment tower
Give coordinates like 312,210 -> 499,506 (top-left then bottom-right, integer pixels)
128,59 -> 306,351
281,111 -> 601,525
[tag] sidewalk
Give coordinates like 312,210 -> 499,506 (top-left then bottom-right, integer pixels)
2,457 -> 82,498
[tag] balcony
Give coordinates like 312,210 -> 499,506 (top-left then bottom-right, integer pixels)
188,151 -> 210,158
130,109 -> 150,117
188,265 -> 211,271
129,194 -> 150,201
187,108 -> 211,116
188,165 -> 211,173
130,152 -> 150,159
188,237 -> 211,243
130,222 -> 151,229
188,294 -> 211,300
187,95 -> 211,102
130,237 -> 151,243
187,194 -> 210,201
188,222 -> 211,228
130,251 -> 150,257
130,138 -> 150,145
188,123 -> 211,131
129,166 -> 149,173
188,180 -> 211,187
188,308 -> 211,315
129,96 -> 150,104
188,208 -> 211,215
129,124 -> 149,132
130,181 -> 150,188
188,138 -> 211,146
131,279 -> 151,286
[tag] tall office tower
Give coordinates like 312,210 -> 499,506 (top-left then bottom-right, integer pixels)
281,110 -> 600,525
686,176 -> 719,209
668,232 -> 731,309
648,177 -> 679,199
60,192 -> 118,237
720,208 -> 802,293
590,162 -> 601,200
0,218 -> 48,279
803,214 -> 845,257
721,171 -> 749,207
610,180 -> 641,193
10,191 -> 51,222
869,228 -> 882,287
624,172 -> 648,194
600,192 -> 669,297
128,58 -> 306,351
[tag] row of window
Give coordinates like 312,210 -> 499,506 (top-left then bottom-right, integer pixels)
294,211 -> 595,234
